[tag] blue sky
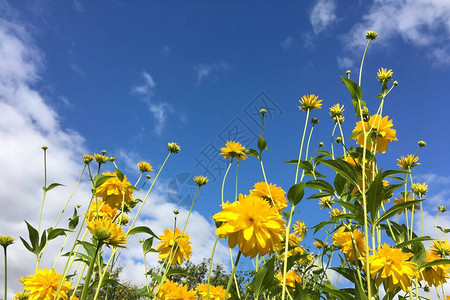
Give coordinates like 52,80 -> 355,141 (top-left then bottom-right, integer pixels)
1,0 -> 450,293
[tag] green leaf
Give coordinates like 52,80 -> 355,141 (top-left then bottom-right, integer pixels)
420,259 -> 450,269
366,171 -> 384,224
306,179 -> 334,193
79,241 -> 97,258
43,183 -> 64,192
68,208 -> 79,231
375,200 -> 423,226
396,236 -> 432,249
307,192 -> 334,199
244,148 -> 259,159
38,231 -> 47,253
47,228 -> 69,241
334,174 -> 347,196
251,256 -> 275,298
287,183 -> 306,206
166,267 -> 194,278
142,237 -> 154,254
24,221 -> 39,251
128,226 -> 160,239
334,200 -> 365,225
312,220 -> 337,234
283,159 -> 299,164
341,76 -> 363,101
93,174 -> 114,188
321,282 -> 355,300
257,135 -> 267,153
298,161 -> 314,173
20,237 -> 34,253
320,159 -> 358,185
115,167 -> 124,182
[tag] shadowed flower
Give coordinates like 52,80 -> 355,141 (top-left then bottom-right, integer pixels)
220,141 -> 247,161
157,228 -> 192,265
367,244 -> 418,292
314,240 -> 328,248
430,239 -> 450,257
13,292 -> 29,300
276,270 -> 302,288
330,208 -> 344,218
329,103 -> 344,124
250,182 -> 287,212
318,196 -> 334,209
397,155 -> 420,170
87,218 -> 127,247
298,94 -> 322,111
293,220 -> 307,241
377,68 -> 393,84
157,280 -> 196,300
95,172 -> 135,209
420,250 -> 450,287
213,194 -> 285,258
137,161 -> 153,173
352,114 -> 397,153
20,268 -> 72,300
332,226 -> 365,262
196,284 -> 230,299
393,193 -> 420,214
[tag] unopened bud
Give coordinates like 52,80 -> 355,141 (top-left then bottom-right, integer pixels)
418,141 -> 426,147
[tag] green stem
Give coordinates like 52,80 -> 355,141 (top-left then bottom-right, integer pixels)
3,246 -> 7,300
80,242 -> 102,300
206,236 -> 220,300
294,110 -> 310,184
358,40 -> 371,87
223,251 -> 241,300
235,162 -> 239,200
331,123 -> 337,160
281,205 -> 295,300
222,161 -> 233,205
300,124 -> 315,182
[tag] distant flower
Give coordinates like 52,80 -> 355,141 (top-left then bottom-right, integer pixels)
393,193 -> 420,214
157,228 -> 192,265
318,196 -> 334,209
418,141 -> 427,147
293,220 -> 307,241
311,117 -> 319,125
352,114 -> 397,153
329,103 -> 345,124
167,142 -> 181,153
329,208 -> 344,218
214,194 -> 285,258
430,239 -> 450,257
332,226 -> 365,262
83,154 -> 94,163
250,182 -> 287,212
298,94 -> 322,111
0,236 -> 14,247
377,68 -> 393,84
367,244 -> 418,292
220,141 -> 247,161
412,183 -> 428,197
87,218 -> 127,247
420,250 -> 450,287
196,284 -> 230,299
397,155 -> 420,170
95,172 -> 135,209
137,161 -> 153,173
94,153 -> 109,164
20,268 -> 72,300
276,270 -> 302,288
365,30 -> 378,40
193,176 -> 209,187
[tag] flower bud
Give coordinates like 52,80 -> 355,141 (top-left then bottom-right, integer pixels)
41,146 -> 48,150
346,70 -> 351,75
311,118 -> 319,125
259,108 -> 267,115
335,137 -> 342,144
173,210 -> 179,215
438,206 -> 447,213
365,30 -> 378,40
168,142 -> 181,153
83,154 -> 94,164
319,142 -> 324,148
418,141 -> 426,147
393,81 -> 398,86
0,236 -> 14,247
101,150 -> 107,155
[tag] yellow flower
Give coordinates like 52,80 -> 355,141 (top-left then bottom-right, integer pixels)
318,196 -> 334,209
137,161 -> 153,173
95,172 -> 134,209
250,182 -> 287,212
196,284 -> 230,299
0,235 -> 14,247
298,94 -> 322,111
352,114 -> 397,153
86,200 -> 118,221
314,240 -> 328,248
20,268 -> 72,300
397,154 -> 420,170
13,292 -> 29,300
157,228 -> 192,265
94,153 -> 109,164
276,270 -> 302,288
329,103 -> 344,124
87,218 -> 127,247
366,30 -> 378,40
393,193 -> 419,214
377,68 -> 393,84
157,280 -> 196,300
292,220 -> 307,241
83,154 -> 94,163
168,142 -> 181,153
332,226 -> 365,262
193,176 -> 209,187
430,239 -> 450,257
329,208 -> 344,218
412,182 -> 428,196
213,194 -> 285,258
367,244 -> 418,292
420,250 -> 450,287
220,141 -> 247,161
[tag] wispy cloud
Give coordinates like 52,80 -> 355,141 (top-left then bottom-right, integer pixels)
310,0 -> 337,34
131,71 -> 156,97
281,36 -> 294,49
149,102 -> 173,135
337,56 -> 354,70
69,63 -> 86,77
73,0 -> 84,13
194,61 -> 231,84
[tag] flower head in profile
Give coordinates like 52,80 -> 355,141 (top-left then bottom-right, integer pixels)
397,155 -> 420,170
13,292 -> 29,300
430,239 -> 450,257
94,153 -> 109,164
213,194 -> 285,258
366,30 -> 378,40
412,182 -> 428,197
193,176 -> 209,187
157,228 -> 192,265
86,200 -> 118,221
318,196 -> 334,209
87,218 -> 127,247
377,68 -> 393,84
220,141 -> 247,161
293,220 -> 307,241
83,154 -> 94,164
352,114 -> 397,153
420,250 -> 450,287
314,240 -> 328,248
95,172 -> 135,209
250,182 -> 287,212
20,268 -> 72,300
367,244 -> 418,292
276,270 -> 302,288
0,236 -> 14,247
393,193 -> 420,214
298,94 -> 322,111
157,280 -> 196,300
332,226 -> 365,262
137,161 -> 153,173
196,284 -> 230,299
168,142 -> 181,154
329,103 -> 345,124
329,208 -> 344,218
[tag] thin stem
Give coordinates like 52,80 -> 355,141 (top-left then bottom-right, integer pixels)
358,40 -> 371,87
295,110 -> 310,184
222,161 -> 233,205
223,251 -> 242,300
300,124 -> 315,182
206,236 -> 220,300
3,246 -> 7,300
281,205 -> 295,300
80,242 -> 102,300
331,123 -> 337,160
235,162 -> 239,200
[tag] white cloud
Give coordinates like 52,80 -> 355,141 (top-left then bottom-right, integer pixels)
194,62 -> 231,84
69,63 -> 86,77
132,71 -> 156,96
310,0 -> 337,34
345,0 -> 450,65
149,102 -> 173,135
337,56 -> 354,69
281,36 -> 294,49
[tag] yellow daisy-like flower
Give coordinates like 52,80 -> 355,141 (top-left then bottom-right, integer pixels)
352,114 -> 397,153
193,176 -> 209,187
87,218 -> 127,247
250,182 -> 287,212
420,250 -> 450,287
83,154 -> 94,164
430,239 -> 450,257
318,196 -> 334,209
20,268 -> 72,300
86,200 -> 118,221
213,194 -> 286,258
292,220 -> 307,241
157,228 -> 192,265
332,226 -> 365,262
168,142 -> 181,154
220,141 -> 247,161
157,280 -> 196,300
329,208 -> 344,218
276,233 -> 307,265
397,154 -> 420,170
393,193 -> 419,214
276,270 -> 302,288
412,182 -> 428,196
377,68 -> 393,84
196,284 -> 230,300
137,161 -> 153,173
95,172 -> 135,209
13,292 -> 29,300
94,153 -> 109,164
329,103 -> 345,124
367,244 -> 419,292
298,94 -> 322,111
